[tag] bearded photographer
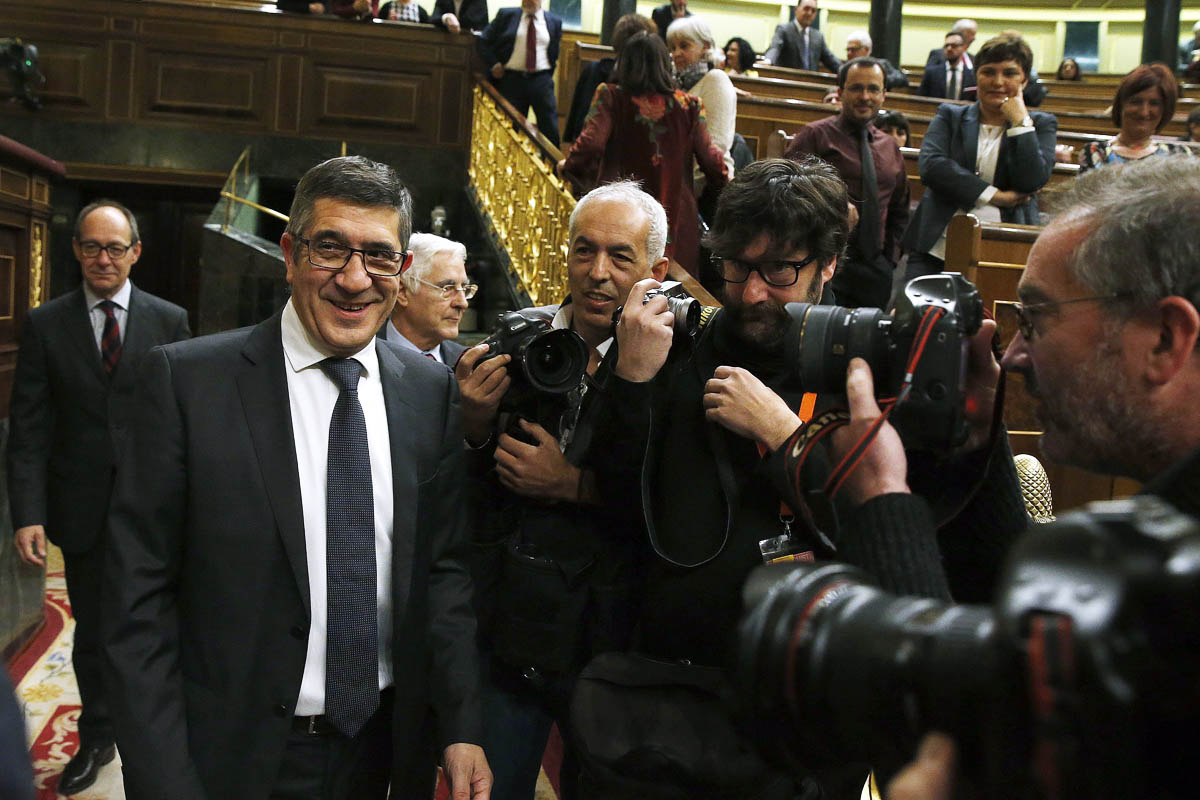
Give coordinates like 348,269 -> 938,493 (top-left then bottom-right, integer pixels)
880,156 -> 1200,800
452,181 -> 669,799
573,157 -> 1027,799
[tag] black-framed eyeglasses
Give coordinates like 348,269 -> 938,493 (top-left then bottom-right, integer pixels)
410,274 -> 479,300
1012,292 -> 1133,341
79,241 -> 133,259
711,253 -> 819,287
296,236 -> 410,277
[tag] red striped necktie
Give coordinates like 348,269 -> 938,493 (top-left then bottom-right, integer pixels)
99,300 -> 122,374
525,13 -> 537,71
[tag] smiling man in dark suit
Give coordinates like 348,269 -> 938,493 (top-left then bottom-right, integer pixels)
762,0 -> 841,72
102,156 -> 490,800
478,0 -> 563,146
7,199 -> 190,796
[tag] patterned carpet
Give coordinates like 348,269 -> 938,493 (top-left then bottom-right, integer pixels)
8,544 -> 561,799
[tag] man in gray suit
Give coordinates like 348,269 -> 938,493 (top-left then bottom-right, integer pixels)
8,199 -> 191,795
762,0 -> 841,72
380,232 -> 471,367
103,157 -> 490,800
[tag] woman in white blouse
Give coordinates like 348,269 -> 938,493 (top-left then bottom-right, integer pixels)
902,33 -> 1057,280
665,16 -> 737,187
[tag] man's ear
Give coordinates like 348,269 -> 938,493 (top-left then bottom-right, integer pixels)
651,256 -> 669,283
1145,296 -> 1200,385
819,256 -> 837,285
127,241 -> 143,268
280,232 -> 296,285
394,279 -> 412,311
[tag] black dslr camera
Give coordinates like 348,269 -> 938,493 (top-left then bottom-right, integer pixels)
737,496 -> 1200,799
1,38 -> 44,111
783,273 -> 982,451
479,309 -> 589,439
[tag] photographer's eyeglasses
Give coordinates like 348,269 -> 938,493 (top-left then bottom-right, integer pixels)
1011,293 -> 1133,342
409,274 -> 478,300
79,241 -> 133,259
711,253 -> 818,287
297,236 -> 411,277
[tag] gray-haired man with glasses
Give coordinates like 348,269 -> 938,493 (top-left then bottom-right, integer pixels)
7,198 -> 190,795
381,232 -> 474,366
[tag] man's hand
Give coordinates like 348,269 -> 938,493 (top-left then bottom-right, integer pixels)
886,732 -> 956,800
442,12 -> 462,32
828,358 -> 910,505
14,524 -> 47,568
959,318 -> 1001,453
456,344 -> 511,445
352,0 -> 371,13
990,189 -> 1030,208
443,743 -> 492,800
308,2 -> 326,12
703,366 -> 800,450
490,63 -> 505,80
495,419 -> 579,501
614,278 -> 674,383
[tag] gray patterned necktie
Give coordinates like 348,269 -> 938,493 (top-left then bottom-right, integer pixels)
320,357 -> 379,738
857,125 -> 881,261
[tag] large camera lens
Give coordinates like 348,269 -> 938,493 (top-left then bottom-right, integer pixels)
784,304 -> 892,395
737,563 -> 1003,778
517,329 -> 589,394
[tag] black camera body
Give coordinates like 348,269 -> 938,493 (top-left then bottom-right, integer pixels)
480,309 -> 589,439
643,280 -> 701,338
783,272 -> 983,451
737,496 -> 1200,799
0,37 -> 44,111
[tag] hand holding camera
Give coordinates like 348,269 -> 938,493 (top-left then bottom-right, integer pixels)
613,279 -> 676,383
455,343 -> 511,444
495,418 -> 580,501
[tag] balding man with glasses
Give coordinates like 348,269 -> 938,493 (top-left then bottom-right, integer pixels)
8,199 -> 190,795
380,233 -> 473,366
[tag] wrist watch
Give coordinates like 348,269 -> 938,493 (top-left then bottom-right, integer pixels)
1020,115 -> 1033,128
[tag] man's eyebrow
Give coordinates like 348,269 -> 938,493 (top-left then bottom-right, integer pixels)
1017,284 -> 1052,305
309,229 -> 398,250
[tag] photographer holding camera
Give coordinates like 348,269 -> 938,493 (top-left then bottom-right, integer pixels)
573,157 -> 1027,798
452,181 -> 668,799
876,155 -> 1200,800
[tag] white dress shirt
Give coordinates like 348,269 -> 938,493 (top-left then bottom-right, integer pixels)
281,299 -> 395,716
83,279 -> 131,351
505,9 -> 551,72
386,320 -> 444,363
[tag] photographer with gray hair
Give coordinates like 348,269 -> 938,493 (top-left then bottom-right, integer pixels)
455,180 -> 668,799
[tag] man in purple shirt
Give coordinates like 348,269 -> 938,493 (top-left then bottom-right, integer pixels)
785,57 -> 909,308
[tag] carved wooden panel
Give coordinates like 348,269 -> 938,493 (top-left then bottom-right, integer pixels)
107,39 -> 136,120
0,170 -> 29,202
314,65 -> 422,129
36,43 -> 105,111
145,50 -> 266,123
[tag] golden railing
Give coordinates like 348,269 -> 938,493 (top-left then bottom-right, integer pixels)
468,81 -> 575,307
219,146 -> 290,231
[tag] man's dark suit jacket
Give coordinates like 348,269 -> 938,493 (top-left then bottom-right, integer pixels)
378,322 -> 467,368
917,59 -> 975,99
7,284 -> 190,553
102,309 -> 480,800
651,4 -> 690,40
903,102 -> 1057,255
763,22 -> 841,72
432,0 -> 488,31
477,6 -> 563,73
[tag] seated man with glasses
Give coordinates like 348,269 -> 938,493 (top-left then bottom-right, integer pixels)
580,157 -> 1025,797
379,232 -> 475,365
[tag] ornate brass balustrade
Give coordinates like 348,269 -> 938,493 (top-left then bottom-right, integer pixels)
468,82 -> 575,307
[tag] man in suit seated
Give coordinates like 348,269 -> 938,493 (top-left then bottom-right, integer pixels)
762,0 -> 841,73
917,30 -> 975,100
478,0 -> 564,147
926,18 -> 977,70
8,199 -> 191,796
102,156 -> 491,800
380,232 -> 472,366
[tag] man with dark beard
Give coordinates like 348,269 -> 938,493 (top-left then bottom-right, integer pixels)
577,157 -> 1024,798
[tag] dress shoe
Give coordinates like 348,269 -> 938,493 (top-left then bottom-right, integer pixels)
58,742 -> 116,795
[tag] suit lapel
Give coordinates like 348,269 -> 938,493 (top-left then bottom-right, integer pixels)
962,103 -> 981,176
121,285 -> 153,359
377,342 -> 415,615
237,311 -> 311,616
64,287 -> 108,384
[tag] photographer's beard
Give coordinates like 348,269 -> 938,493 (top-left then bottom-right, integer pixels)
724,267 -> 824,355
1032,326 -> 1171,481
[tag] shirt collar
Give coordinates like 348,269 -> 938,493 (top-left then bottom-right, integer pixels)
84,278 -> 132,312
835,113 -> 875,139
386,320 -> 442,361
553,296 -> 612,357
281,298 -> 380,379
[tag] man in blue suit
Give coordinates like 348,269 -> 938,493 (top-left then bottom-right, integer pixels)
917,31 -> 975,100
478,0 -> 563,147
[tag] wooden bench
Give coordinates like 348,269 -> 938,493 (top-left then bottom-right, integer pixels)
941,214 -> 1139,511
